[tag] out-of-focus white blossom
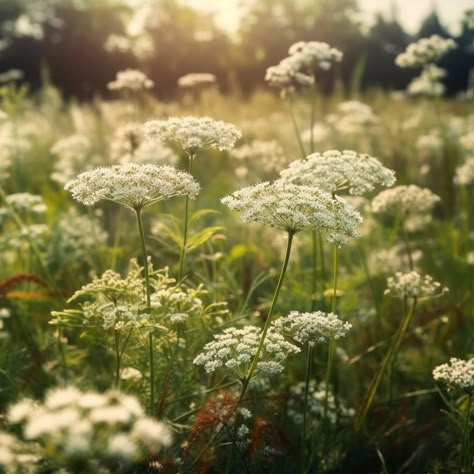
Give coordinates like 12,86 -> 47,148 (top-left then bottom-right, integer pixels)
7,387 -> 172,466
395,35 -> 456,68
144,116 -> 241,156
385,271 -> 447,299
107,69 -> 154,93
407,65 -> 447,97
177,73 -> 216,89
371,185 -> 440,216
455,157 -> 474,186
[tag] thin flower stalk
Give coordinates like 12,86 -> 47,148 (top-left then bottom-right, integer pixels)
301,342 -> 313,474
178,154 -> 194,280
323,245 -> 339,420
354,296 -> 418,431
238,232 -> 294,404
461,394 -> 473,472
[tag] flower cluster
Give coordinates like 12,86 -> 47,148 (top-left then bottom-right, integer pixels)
288,381 -> 355,426
107,69 -> 154,92
144,116 -> 241,155
279,149 -> 395,195
1,193 -> 47,216
7,387 -> 172,466
384,271 -> 447,299
51,134 -> 92,184
395,35 -> 456,68
193,325 -> 300,379
265,41 -> 341,95
109,122 -> 178,166
222,181 -> 362,245
287,41 -> 343,71
455,157 -> 474,186
433,357 -> 474,394
407,65 -> 447,97
177,73 -> 216,89
230,139 -> 289,180
272,311 -> 352,345
47,208 -> 108,268
368,244 -> 423,274
460,131 -> 474,152
416,129 -> 443,151
371,185 -> 440,216
50,259 -> 153,331
327,100 -> 378,135
65,163 -> 200,210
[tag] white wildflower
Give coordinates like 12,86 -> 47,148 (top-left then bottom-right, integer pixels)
288,41 -> 343,71
395,35 -> 456,68
433,357 -> 474,394
279,149 -> 395,195
222,181 -> 362,246
65,163 -> 200,210
177,73 -> 216,89
193,325 -> 300,379
385,271 -> 448,299
107,69 -> 154,92
407,65 -> 447,97
371,185 -> 440,216
455,157 -> 474,186
265,59 -> 314,94
144,116 -> 241,155
272,311 -> 352,345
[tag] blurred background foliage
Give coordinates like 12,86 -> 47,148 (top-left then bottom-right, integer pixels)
0,0 -> 472,99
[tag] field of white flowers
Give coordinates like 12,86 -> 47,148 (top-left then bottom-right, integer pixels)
0,34 -> 473,473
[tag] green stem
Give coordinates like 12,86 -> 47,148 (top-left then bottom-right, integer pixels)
354,297 -> 418,431
238,232 -> 294,404
400,220 -> 414,270
311,230 -> 318,311
287,96 -> 307,159
309,82 -> 318,154
323,246 -> 338,419
178,155 -> 194,281
114,330 -> 120,389
301,343 -> 313,474
461,394 -> 473,472
135,208 -> 154,413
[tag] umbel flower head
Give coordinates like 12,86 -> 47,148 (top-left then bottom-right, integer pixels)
7,387 -> 172,466
107,68 -> 154,92
265,60 -> 314,95
288,40 -> 343,71
384,271 -> 448,299
177,73 -> 216,89
221,181 -> 362,246
407,64 -> 447,97
65,163 -> 200,211
395,35 -> 456,68
433,357 -> 474,394
143,116 -> 241,156
193,325 -> 300,379
371,185 -> 440,216
272,311 -> 352,346
279,150 -> 396,195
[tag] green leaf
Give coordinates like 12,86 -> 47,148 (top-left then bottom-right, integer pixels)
186,226 -> 224,252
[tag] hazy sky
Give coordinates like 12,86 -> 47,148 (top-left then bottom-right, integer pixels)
180,0 -> 471,35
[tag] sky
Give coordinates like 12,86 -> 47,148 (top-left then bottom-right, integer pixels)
179,0 -> 472,36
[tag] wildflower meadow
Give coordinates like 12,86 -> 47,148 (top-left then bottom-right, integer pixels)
0,1 -> 473,473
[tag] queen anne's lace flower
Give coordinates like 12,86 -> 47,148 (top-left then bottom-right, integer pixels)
265,60 -> 314,94
193,325 -> 300,379
371,185 -> 440,215
177,73 -> 216,89
65,163 -> 200,210
288,41 -> 343,71
221,181 -> 362,246
384,271 -> 448,299
144,116 -> 241,155
7,387 -> 172,465
455,157 -> 474,186
407,65 -> 447,96
433,357 -> 474,394
107,69 -> 154,92
272,311 -> 352,345
279,150 -> 395,195
288,381 -> 354,426
395,35 -> 456,68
